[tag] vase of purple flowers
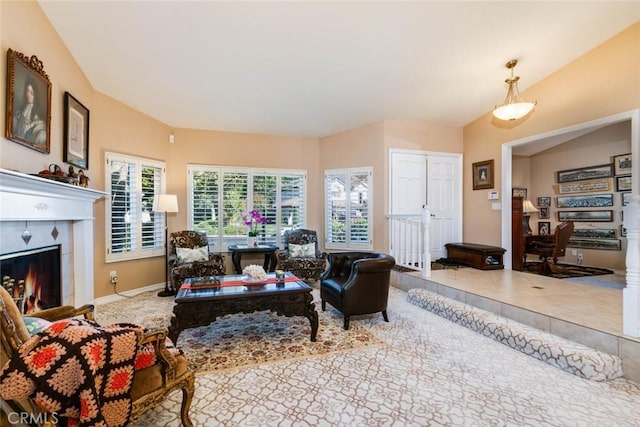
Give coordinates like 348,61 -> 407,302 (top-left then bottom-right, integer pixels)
244,209 -> 268,246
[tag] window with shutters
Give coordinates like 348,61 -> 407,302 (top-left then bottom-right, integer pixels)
105,152 -> 166,262
188,165 -> 306,251
325,167 -> 372,250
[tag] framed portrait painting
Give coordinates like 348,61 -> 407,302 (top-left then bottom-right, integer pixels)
472,159 -> 494,190
5,49 -> 51,154
63,92 -> 90,169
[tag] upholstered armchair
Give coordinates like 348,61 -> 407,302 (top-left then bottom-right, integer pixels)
276,229 -> 328,281
0,285 -> 195,426
320,252 -> 395,330
169,230 -> 226,292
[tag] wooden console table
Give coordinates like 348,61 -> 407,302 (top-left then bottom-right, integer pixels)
228,244 -> 279,274
445,242 -> 506,270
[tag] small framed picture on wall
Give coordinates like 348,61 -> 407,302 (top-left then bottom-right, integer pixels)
538,207 -> 549,219
537,196 -> 551,207
538,222 -> 551,235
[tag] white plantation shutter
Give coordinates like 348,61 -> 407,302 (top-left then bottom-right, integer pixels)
325,167 -> 372,250
188,165 -> 306,251
106,152 -> 166,262
189,168 -> 220,247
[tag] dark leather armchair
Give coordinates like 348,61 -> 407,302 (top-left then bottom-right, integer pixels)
276,229 -> 328,281
320,252 -> 395,330
169,230 -> 226,292
526,221 -> 574,274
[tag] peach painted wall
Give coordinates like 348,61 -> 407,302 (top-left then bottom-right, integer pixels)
463,22 -> 639,246
0,0 -> 94,172
319,119 -> 463,252
169,128 -> 321,272
91,92 -> 172,297
0,1 -> 324,297
319,121 -> 385,250
529,122 -> 630,270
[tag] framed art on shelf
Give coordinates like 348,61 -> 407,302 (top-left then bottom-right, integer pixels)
5,48 -> 52,154
512,187 -> 527,199
557,210 -> 613,222
615,176 -> 631,192
538,222 -> 550,235
537,196 -> 551,207
556,164 -> 613,183
63,92 -> 90,169
612,153 -> 631,175
538,207 -> 549,219
472,159 -> 494,190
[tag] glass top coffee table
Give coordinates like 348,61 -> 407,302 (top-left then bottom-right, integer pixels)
168,272 -> 318,343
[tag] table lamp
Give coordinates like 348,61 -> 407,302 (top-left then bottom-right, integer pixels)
154,194 -> 179,297
522,199 -> 539,235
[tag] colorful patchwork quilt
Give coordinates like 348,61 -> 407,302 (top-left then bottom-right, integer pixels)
0,319 -> 143,427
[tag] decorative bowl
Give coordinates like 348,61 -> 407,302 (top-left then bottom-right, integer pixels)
242,277 -> 267,285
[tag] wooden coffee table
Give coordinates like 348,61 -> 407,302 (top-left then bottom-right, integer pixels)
168,272 -> 319,342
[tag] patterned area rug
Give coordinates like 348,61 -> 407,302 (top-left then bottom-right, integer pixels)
525,262 -> 614,279
96,289 -> 384,374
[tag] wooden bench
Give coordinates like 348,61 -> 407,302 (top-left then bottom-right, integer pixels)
445,242 -> 505,270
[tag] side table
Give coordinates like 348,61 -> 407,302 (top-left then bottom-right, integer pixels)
228,244 -> 279,274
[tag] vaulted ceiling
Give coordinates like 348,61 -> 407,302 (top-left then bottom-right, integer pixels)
39,1 -> 640,138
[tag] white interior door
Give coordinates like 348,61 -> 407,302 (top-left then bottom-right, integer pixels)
390,152 -> 426,214
390,151 -> 462,260
427,155 -> 462,260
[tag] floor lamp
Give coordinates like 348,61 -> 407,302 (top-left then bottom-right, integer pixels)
154,194 -> 179,297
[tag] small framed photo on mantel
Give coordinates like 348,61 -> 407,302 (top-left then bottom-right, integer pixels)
63,92 -> 90,169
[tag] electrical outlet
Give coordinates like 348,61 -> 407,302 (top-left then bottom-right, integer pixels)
571,249 -> 577,256
110,270 -> 118,284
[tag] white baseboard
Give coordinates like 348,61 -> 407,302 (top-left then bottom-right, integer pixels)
94,283 -> 165,305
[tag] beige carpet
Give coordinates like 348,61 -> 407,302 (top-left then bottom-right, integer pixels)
97,287 -> 640,426
96,288 -> 384,374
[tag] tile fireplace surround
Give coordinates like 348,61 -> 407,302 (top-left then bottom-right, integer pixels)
0,168 -> 105,307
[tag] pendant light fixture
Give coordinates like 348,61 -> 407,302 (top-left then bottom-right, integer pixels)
493,59 -> 536,121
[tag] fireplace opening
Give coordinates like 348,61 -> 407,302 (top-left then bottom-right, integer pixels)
1,245 -> 62,314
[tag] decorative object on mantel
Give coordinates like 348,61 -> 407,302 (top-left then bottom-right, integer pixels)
77,169 -> 89,187
31,163 -> 89,186
5,49 -> 52,154
51,223 -> 59,240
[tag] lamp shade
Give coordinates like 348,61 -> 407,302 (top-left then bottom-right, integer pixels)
153,194 -> 179,213
522,199 -> 539,214
492,59 -> 536,121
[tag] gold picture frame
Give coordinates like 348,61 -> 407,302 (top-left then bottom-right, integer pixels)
472,159 -> 494,190
5,49 -> 52,154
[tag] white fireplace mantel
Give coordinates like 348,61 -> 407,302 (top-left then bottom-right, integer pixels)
0,168 -> 106,306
